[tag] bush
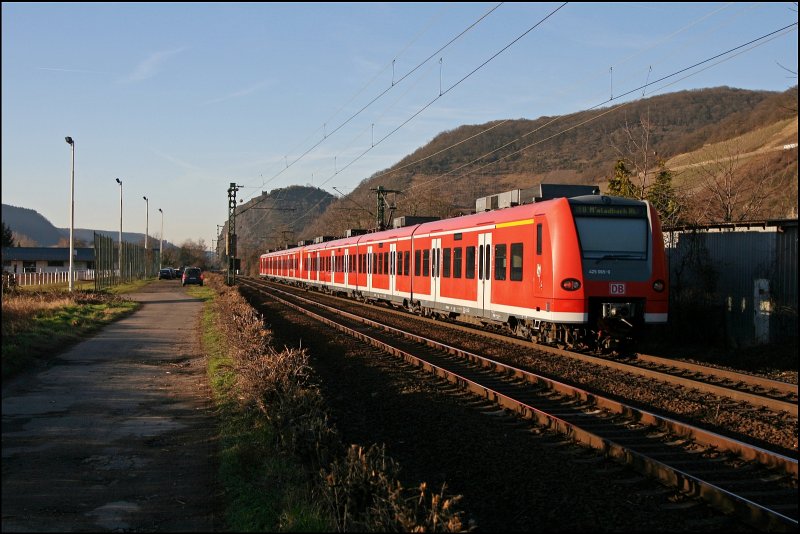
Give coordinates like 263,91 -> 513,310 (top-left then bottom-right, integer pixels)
207,275 -> 469,531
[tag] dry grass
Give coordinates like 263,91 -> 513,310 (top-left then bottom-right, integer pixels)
1,288 -> 138,379
322,444 -> 468,532
206,276 -> 470,531
2,292 -> 75,335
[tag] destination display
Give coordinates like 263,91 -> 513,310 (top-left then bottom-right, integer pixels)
571,204 -> 647,218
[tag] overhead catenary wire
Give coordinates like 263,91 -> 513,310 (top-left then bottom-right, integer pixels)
369,2 -> 750,186
404,23 -> 798,197
245,2 -> 563,228
313,3 -> 570,190
289,21 -> 796,228
248,2 -> 505,198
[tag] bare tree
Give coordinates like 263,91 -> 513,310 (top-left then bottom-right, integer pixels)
609,110 -> 658,199
688,140 -> 795,223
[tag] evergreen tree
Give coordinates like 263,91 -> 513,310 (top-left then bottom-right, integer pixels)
1,221 -> 15,247
607,160 -> 636,199
646,160 -> 682,226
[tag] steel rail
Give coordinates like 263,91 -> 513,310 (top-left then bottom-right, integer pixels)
243,279 -> 798,531
257,277 -> 798,417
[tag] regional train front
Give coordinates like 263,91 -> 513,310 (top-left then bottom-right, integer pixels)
568,195 -> 668,350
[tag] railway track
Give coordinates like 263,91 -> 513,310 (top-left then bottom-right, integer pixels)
239,277 -> 798,531
254,277 -> 798,420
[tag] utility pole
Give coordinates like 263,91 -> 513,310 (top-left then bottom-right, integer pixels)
370,186 -> 402,231
226,183 -> 240,285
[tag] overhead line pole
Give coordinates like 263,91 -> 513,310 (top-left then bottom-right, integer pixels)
226,183 -> 241,285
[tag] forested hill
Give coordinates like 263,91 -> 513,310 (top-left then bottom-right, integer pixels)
397,86 -> 793,181
219,185 -> 334,255
301,86 -> 797,239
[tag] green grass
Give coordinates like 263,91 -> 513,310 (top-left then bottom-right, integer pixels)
199,284 -> 332,532
1,291 -> 140,379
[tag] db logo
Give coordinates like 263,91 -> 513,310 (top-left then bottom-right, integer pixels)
610,283 -> 626,295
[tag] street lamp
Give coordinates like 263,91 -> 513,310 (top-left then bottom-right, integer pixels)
65,136 -> 75,292
116,178 -> 122,279
143,196 -> 149,276
158,208 -> 163,270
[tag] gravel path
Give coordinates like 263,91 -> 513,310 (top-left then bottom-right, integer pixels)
1,282 -> 217,532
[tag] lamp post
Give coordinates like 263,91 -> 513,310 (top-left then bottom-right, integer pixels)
158,208 -> 163,270
65,136 -> 75,292
116,178 -> 123,280
143,196 -> 149,276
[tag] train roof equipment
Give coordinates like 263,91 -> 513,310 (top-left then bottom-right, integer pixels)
476,184 -> 600,212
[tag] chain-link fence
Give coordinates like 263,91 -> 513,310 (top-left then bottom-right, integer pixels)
94,232 -> 159,290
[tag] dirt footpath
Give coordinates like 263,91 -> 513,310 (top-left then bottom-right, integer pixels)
2,282 -> 217,532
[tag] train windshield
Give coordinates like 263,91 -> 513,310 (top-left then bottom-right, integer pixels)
574,216 -> 648,260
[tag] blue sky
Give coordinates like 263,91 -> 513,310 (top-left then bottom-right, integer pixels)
2,2 -> 797,246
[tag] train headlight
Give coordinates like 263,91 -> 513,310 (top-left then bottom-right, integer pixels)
561,278 -> 581,291
653,280 -> 665,292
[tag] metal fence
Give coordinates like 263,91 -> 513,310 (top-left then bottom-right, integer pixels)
93,232 -> 159,290
664,219 -> 798,348
4,270 -> 94,287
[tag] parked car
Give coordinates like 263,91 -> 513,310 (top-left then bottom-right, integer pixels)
182,267 -> 203,286
158,268 -> 174,280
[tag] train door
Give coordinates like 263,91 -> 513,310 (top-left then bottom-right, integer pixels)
389,243 -> 397,296
533,215 -> 553,306
298,252 -> 303,280
478,232 -> 492,314
344,249 -> 351,289
366,245 -> 373,292
431,238 -> 441,303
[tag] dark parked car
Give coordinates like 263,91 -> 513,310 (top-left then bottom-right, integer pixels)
182,267 -> 203,286
158,268 -> 174,280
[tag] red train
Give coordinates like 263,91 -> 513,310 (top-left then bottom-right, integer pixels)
259,191 -> 668,351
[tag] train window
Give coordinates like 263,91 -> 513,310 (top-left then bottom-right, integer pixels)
536,224 -> 542,255
403,251 -> 410,276
396,251 -> 402,276
478,245 -> 484,280
466,246 -> 476,279
384,251 -> 389,274
494,244 -> 507,281
415,250 -> 421,276
453,247 -> 462,278
574,216 -> 647,260
510,243 -> 523,281
443,248 -> 451,278
484,245 -> 491,280
423,250 -> 430,277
